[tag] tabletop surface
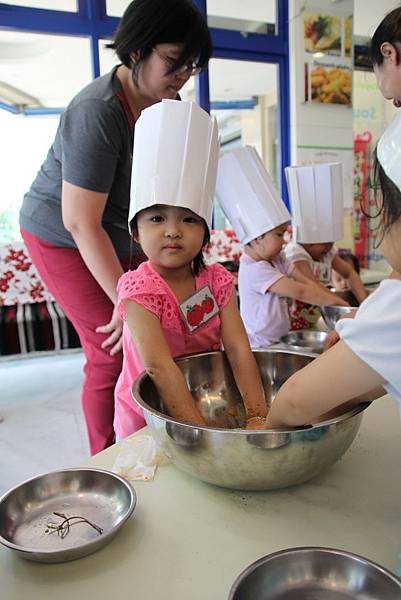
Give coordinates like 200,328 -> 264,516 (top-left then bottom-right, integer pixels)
1,396 -> 401,600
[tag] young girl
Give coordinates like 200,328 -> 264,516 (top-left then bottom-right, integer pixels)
114,100 -> 267,439
266,111 -> 401,428
215,146 -> 348,347
284,163 -> 367,328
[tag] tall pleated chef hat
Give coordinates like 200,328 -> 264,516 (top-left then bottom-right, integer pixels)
285,162 -> 344,243
377,109 -> 401,192
129,99 -> 219,233
215,145 -> 290,244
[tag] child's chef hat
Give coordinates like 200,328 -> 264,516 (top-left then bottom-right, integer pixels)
377,110 -> 401,191
129,99 -> 219,233
285,163 -> 344,243
215,145 -> 290,244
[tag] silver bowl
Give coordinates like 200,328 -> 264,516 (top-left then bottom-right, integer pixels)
132,349 -> 370,491
228,547 -> 401,599
0,468 -> 136,563
280,330 -> 328,354
320,305 -> 357,329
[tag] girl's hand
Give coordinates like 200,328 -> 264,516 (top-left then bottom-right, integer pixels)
323,330 -> 340,351
245,416 -> 267,430
96,306 -> 123,356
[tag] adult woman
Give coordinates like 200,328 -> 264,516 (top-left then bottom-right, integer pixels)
19,0 -> 211,454
371,6 -> 401,108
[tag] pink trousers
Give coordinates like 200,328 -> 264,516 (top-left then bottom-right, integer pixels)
21,228 -> 143,455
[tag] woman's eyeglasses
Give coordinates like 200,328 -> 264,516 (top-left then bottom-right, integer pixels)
152,47 -> 202,77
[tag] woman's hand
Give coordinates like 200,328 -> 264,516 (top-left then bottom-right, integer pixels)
96,306 -> 123,356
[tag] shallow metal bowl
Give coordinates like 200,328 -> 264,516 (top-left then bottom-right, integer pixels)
280,330 -> 329,354
132,350 -> 370,491
320,305 -> 357,329
229,547 -> 401,599
0,468 -> 136,563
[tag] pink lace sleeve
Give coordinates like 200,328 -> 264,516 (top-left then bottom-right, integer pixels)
116,271 -> 163,321
210,263 -> 234,310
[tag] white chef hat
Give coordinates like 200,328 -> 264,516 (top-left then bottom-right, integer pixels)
377,109 -> 401,191
128,99 -> 219,233
215,145 -> 290,245
285,162 -> 344,243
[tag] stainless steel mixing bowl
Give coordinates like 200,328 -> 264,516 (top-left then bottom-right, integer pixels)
0,468 -> 136,563
280,330 -> 328,354
132,349 -> 370,491
320,305 -> 357,329
228,547 -> 401,599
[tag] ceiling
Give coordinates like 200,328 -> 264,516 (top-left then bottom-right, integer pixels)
0,0 -> 399,109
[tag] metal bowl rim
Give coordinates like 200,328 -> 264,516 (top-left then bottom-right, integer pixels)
228,546 -> 401,599
0,467 -> 136,556
132,349 -> 370,434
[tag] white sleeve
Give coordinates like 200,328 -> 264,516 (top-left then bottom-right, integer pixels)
336,280 -> 401,406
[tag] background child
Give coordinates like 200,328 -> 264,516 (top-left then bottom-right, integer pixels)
266,112 -> 401,428
114,100 -> 267,439
331,252 -> 360,293
284,163 -> 367,328
215,146 -> 348,347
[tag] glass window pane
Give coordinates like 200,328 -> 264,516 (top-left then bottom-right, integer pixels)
0,110 -> 60,242
105,0 -> 129,18
0,31 -> 92,108
99,39 -> 196,102
209,58 -> 278,229
207,0 -> 276,35
3,0 -> 77,11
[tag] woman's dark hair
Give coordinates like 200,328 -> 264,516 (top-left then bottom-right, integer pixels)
130,214 -> 210,276
371,7 -> 401,65
107,0 -> 212,77
368,150 -> 401,241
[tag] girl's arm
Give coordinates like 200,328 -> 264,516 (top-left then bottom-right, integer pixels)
220,293 -> 267,421
266,340 -> 386,428
331,255 -> 368,304
62,181 -> 124,355
125,299 -> 206,426
270,272 -> 349,307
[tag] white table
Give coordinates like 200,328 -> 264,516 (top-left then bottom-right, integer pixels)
1,396 -> 401,600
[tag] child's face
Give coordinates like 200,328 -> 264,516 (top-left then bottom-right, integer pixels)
303,242 -> 334,261
135,204 -> 206,270
251,223 -> 288,260
331,270 -> 348,291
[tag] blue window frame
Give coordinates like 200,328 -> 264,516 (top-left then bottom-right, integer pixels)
0,0 -> 290,203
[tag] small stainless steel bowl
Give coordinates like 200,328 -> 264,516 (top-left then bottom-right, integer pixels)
320,305 -> 357,329
229,547 -> 401,599
132,349 -> 371,491
0,468 -> 136,563
280,330 -> 329,354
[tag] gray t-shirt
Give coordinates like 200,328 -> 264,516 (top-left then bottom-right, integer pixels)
20,66 -> 135,259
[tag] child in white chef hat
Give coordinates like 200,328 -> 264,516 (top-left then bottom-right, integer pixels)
285,163 -> 367,329
113,100 -> 267,440
215,146 -> 347,348
266,110 -> 401,428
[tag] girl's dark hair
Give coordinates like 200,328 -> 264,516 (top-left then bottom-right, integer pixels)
371,7 -> 401,65
107,0 -> 212,76
370,150 -> 401,239
130,215 -> 210,276
338,251 -> 360,273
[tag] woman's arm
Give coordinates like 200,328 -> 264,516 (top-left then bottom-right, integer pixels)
332,255 -> 368,304
266,340 -> 386,428
62,181 -> 125,354
221,293 -> 267,420
125,299 -> 206,426
270,272 -> 349,307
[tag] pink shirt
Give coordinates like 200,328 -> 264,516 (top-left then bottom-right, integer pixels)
238,252 -> 294,347
114,261 -> 234,438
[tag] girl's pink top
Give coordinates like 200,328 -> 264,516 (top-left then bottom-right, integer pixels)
114,261 -> 234,438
